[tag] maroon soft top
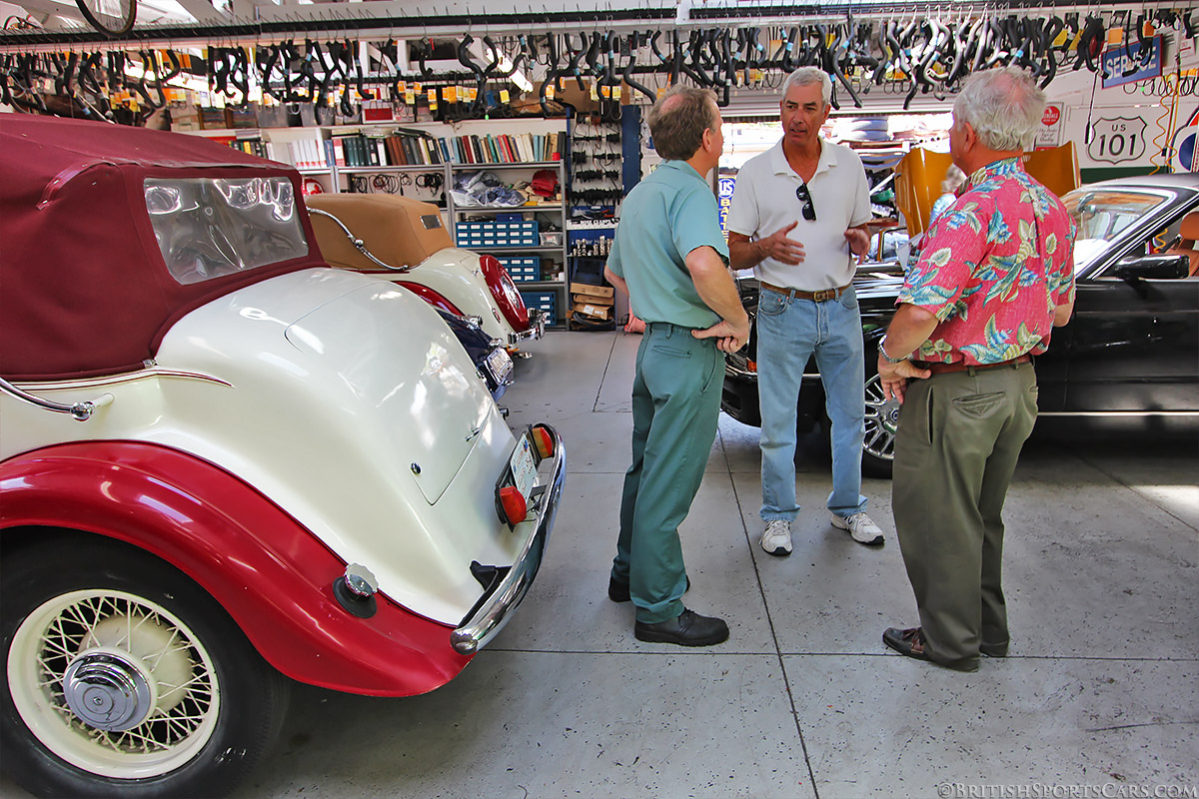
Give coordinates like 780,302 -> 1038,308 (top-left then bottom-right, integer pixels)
0,115 -> 326,381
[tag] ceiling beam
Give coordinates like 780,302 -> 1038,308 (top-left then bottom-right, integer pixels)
173,0 -> 226,23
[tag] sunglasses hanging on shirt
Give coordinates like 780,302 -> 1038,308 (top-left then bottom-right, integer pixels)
796,183 -> 816,221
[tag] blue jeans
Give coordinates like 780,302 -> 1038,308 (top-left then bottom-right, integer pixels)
756,286 -> 867,522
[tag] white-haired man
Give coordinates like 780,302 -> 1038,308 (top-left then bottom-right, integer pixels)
726,67 -> 884,558
877,66 -> 1076,671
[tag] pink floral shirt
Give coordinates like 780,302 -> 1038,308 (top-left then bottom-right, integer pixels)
897,158 -> 1076,365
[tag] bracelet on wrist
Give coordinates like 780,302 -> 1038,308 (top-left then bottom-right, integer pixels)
878,335 -> 907,364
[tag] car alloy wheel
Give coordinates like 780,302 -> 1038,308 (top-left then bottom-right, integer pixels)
862,371 -> 898,478
2,536 -> 288,798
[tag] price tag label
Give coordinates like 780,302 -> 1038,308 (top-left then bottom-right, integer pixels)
427,88 -> 438,110
545,83 -> 555,100
445,85 -> 458,103
500,89 -> 510,103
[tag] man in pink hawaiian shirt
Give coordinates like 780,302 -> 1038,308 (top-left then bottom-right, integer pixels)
874,67 -> 1076,672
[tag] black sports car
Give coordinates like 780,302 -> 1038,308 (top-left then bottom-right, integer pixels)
438,308 -> 514,401
721,173 -> 1199,476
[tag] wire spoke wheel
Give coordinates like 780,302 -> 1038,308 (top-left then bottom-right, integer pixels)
8,589 -> 219,779
2,539 -> 289,797
74,0 -> 136,37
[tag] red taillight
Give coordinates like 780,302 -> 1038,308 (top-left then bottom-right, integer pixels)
531,426 -> 554,459
497,486 -> 528,525
479,254 -> 530,330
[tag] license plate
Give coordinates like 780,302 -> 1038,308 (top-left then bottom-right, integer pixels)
487,347 -> 513,385
508,435 -> 538,501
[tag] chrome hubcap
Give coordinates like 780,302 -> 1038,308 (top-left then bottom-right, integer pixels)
63,650 -> 154,732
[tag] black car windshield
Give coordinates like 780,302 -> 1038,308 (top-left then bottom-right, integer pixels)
1062,187 -> 1172,274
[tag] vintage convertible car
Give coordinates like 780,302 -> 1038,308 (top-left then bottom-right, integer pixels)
721,172 -> 1199,476
305,192 -> 545,351
0,116 -> 565,798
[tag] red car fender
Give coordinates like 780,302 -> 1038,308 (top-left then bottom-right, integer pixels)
395,280 -> 464,316
0,441 -> 472,697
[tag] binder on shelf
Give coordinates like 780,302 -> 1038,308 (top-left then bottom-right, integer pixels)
384,135 -> 404,166
323,139 -> 336,168
366,136 -> 381,166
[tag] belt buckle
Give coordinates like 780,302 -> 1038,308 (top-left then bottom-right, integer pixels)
812,288 -> 836,302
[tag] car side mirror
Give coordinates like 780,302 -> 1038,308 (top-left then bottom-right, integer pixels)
1112,253 -> 1190,280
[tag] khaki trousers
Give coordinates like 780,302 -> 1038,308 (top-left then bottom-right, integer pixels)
892,361 -> 1038,667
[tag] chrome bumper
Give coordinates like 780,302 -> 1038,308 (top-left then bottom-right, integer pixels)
508,308 -> 546,345
451,425 -> 565,655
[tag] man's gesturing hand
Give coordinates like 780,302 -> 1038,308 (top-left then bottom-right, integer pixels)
844,227 -> 870,260
757,221 -> 806,265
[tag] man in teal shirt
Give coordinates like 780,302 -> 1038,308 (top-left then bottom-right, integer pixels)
604,86 -> 750,646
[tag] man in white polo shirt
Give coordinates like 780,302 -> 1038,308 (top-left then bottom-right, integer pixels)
726,66 -> 885,557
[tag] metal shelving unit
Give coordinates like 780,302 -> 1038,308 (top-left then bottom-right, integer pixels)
449,161 -> 568,327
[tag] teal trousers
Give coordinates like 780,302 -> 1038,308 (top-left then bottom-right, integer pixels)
612,323 -> 723,624
892,361 -> 1038,668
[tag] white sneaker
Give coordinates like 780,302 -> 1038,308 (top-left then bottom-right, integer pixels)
760,519 -> 792,557
832,512 -> 884,546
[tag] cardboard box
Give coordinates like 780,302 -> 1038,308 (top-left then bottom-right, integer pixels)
571,282 -> 614,300
169,105 -> 201,132
199,107 -> 230,130
573,302 -> 613,320
573,293 -> 613,307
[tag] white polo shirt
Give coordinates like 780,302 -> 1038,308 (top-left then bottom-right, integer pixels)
726,138 -> 871,291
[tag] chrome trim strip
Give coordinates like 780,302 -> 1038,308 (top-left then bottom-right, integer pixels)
0,376 -> 112,421
15,368 -> 232,391
451,425 -> 566,655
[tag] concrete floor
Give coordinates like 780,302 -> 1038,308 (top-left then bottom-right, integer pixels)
4,330 -> 1197,798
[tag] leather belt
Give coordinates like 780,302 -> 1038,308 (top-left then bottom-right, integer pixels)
914,354 -> 1031,375
760,280 -> 850,303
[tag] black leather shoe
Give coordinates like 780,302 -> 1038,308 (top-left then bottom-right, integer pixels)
608,576 -> 691,603
635,608 -> 728,646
